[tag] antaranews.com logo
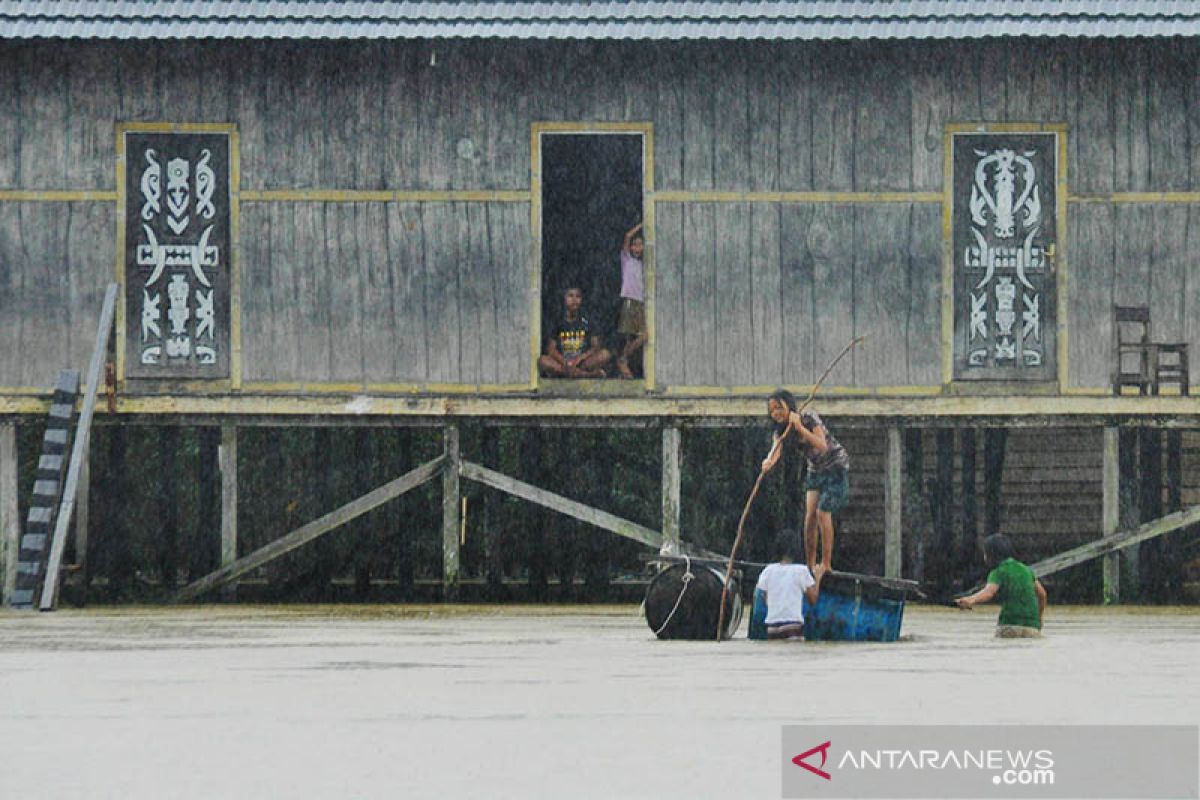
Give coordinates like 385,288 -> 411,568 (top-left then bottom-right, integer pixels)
792,739 -> 1055,786
781,725 -> 1197,799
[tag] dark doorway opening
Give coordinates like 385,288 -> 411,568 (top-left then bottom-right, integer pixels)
540,133 -> 644,379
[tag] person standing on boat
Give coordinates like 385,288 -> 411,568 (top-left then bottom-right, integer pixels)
760,389 -> 850,572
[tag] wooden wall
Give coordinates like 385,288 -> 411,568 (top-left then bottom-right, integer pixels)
1,39 -> 1198,390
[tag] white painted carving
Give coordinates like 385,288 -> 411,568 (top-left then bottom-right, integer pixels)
141,345 -> 161,364
970,148 -> 1039,239
140,149 -> 161,221
196,346 -> 217,365
138,224 -> 218,287
1022,293 -> 1040,342
166,336 -> 191,358
167,274 -> 190,335
994,277 -> 1016,337
995,338 -> 1016,361
970,292 -> 988,341
195,150 -> 216,219
141,289 -> 161,342
968,348 -> 988,367
166,158 -> 190,234
966,227 -> 1046,290
195,289 -> 214,340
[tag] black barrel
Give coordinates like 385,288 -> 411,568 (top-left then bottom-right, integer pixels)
644,562 -> 743,640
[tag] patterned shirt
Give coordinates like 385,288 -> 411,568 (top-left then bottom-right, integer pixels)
798,411 -> 850,473
553,315 -> 590,360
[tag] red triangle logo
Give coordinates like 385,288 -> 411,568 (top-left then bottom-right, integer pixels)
792,740 -> 832,781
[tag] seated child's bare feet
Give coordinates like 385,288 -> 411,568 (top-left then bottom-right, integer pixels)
617,357 -> 634,379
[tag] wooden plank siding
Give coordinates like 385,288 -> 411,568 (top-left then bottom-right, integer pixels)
2,39 -> 1200,392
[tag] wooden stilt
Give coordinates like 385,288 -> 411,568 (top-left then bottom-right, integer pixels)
1102,426 -> 1120,604
661,424 -> 681,555
159,426 -> 180,592
442,424 -> 461,600
73,446 -> 90,595
960,427 -> 978,572
884,426 -> 902,579
983,428 -> 1007,537
219,424 -> 238,602
903,428 -> 926,583
1,424 -> 18,606
934,429 -> 955,579
481,426 -> 504,599
1138,429 -> 1163,601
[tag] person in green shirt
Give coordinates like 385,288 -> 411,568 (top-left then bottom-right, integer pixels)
956,534 -> 1047,637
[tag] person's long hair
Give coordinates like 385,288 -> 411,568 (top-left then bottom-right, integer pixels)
767,388 -> 798,437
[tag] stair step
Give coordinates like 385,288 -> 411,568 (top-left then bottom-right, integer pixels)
43,428 -> 69,454
36,454 -> 64,478
48,402 -> 74,421
27,506 -> 52,525
21,533 -> 47,551
32,480 -> 59,499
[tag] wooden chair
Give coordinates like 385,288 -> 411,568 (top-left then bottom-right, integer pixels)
1112,305 -> 1155,395
1153,343 -> 1189,395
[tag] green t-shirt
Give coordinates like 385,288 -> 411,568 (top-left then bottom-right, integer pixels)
986,558 -> 1041,629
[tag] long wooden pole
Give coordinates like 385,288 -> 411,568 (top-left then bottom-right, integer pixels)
716,336 -> 865,641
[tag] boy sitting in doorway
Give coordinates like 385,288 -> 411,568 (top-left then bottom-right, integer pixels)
539,284 -> 612,378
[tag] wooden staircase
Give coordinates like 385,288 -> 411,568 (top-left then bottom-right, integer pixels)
10,371 -> 79,609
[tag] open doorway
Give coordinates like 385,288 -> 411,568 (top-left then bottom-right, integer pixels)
538,130 -> 646,383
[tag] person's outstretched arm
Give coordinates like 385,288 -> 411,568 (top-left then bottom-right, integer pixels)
761,433 -> 783,474
622,222 -> 643,254
1035,579 -> 1047,622
956,583 -> 999,609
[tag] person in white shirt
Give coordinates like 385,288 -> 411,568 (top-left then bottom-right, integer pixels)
755,529 -> 826,640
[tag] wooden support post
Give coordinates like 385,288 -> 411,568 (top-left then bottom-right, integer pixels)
1102,426 -> 1120,604
960,428 -> 978,571
442,425 -> 461,600
884,427 -> 903,579
219,424 -> 238,602
934,429 -> 955,579
903,428 -> 926,583
1,424 -> 18,606
983,428 -> 1007,537
661,424 -> 681,555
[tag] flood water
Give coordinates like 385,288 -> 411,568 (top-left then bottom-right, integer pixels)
1,604 -> 1197,799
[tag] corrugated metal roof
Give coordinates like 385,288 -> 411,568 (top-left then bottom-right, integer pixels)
2,1 -> 1200,41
